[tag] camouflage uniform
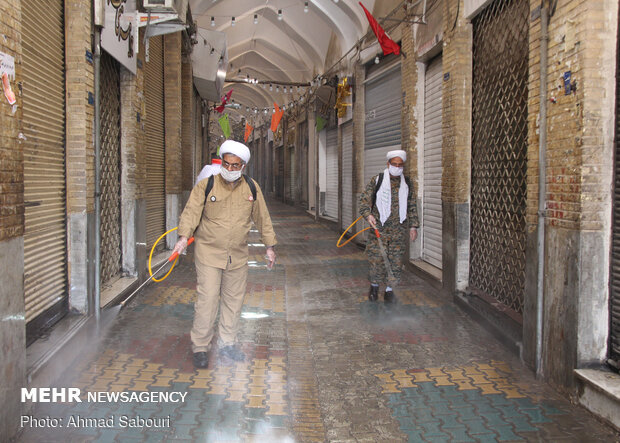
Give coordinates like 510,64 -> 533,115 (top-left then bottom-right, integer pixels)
359,174 -> 419,285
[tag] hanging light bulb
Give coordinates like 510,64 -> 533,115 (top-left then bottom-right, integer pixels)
276,85 -> 279,92
334,0 -> 339,3
246,107 -> 249,112
210,47 -> 214,55
304,1 -> 309,12
273,108 -> 275,113
278,9 -> 283,20
269,84 -> 273,91
283,105 -> 286,110
254,108 -> 258,114
211,16 -> 215,27
264,108 -> 267,114
283,86 -> 287,93
375,55 -> 380,64
231,16 -> 235,26
254,14 -> 258,24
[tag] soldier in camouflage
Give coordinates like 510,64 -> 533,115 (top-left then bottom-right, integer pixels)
358,150 -> 419,302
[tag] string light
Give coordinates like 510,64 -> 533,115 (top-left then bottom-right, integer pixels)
375,55 -> 380,64
304,1 -> 308,12
283,86 -> 287,93
269,84 -> 273,91
278,9 -> 283,20
254,14 -> 258,24
231,16 -> 235,26
211,16 -> 215,26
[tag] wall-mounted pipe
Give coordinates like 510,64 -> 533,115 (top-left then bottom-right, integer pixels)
94,28 -> 102,322
536,2 -> 549,378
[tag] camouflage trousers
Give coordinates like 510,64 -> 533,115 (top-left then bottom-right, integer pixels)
365,221 -> 408,285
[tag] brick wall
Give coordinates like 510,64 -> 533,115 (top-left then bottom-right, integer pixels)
164,32 -> 182,194
400,20 -> 419,189
181,56 -> 193,192
0,0 -> 23,241
527,0 -> 617,231
441,0 -> 472,204
65,0 -> 94,213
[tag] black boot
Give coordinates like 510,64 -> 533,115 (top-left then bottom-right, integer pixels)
384,289 -> 395,303
193,352 -> 209,369
368,285 -> 379,302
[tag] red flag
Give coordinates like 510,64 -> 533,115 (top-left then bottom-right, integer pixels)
359,2 -> 400,56
270,103 -> 283,133
215,89 -> 233,113
244,122 -> 253,143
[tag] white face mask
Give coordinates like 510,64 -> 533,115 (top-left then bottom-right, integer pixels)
388,165 -> 403,176
220,165 -> 244,182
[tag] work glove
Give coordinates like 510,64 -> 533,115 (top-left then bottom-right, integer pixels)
172,236 -> 188,256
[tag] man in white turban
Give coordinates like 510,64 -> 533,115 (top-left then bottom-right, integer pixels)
173,140 -> 277,368
358,149 -> 419,302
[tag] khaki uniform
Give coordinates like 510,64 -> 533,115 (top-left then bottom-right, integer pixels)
178,174 -> 277,352
359,174 -> 419,285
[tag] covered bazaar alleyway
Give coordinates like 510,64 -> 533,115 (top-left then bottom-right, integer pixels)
19,201 -> 618,442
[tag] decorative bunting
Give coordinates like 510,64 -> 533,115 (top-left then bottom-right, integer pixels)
218,114 -> 231,139
215,89 -> 233,113
315,116 -> 327,133
244,122 -> 254,143
270,102 -> 284,133
359,2 -> 400,56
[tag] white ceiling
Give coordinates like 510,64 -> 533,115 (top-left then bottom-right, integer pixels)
189,0 -> 387,122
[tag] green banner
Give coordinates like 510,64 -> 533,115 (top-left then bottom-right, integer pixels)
218,114 -> 231,139
315,116 -> 327,133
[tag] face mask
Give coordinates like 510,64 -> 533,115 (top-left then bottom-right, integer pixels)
220,165 -> 244,182
388,165 -> 403,176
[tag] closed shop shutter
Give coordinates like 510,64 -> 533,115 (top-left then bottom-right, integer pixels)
325,128 -> 338,220
100,51 -> 122,286
341,122 -> 354,230
364,66 -> 401,185
470,0 -> 528,316
22,0 -> 67,323
289,146 -> 296,201
610,11 -> 620,363
422,55 -> 443,269
144,36 -> 166,252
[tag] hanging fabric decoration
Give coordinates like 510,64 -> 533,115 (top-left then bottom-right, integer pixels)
218,114 -> 231,139
244,122 -> 254,143
215,89 -> 233,113
335,77 -> 352,118
270,102 -> 284,133
359,2 -> 400,56
315,116 -> 327,133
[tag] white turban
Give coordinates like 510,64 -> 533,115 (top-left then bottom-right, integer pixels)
386,149 -> 407,162
219,140 -> 251,164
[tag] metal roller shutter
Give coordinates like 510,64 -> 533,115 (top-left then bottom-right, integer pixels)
610,9 -> 620,363
194,90 -> 202,182
341,123 -> 354,230
100,51 -> 122,286
22,0 -> 67,323
422,55 -> 443,269
324,128 -> 338,220
470,0 -> 528,315
289,146 -> 296,201
144,36 -> 166,252
364,66 -> 401,185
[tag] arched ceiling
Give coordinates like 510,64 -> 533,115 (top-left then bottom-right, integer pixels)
189,0 -> 384,118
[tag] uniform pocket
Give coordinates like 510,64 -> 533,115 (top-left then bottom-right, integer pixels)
205,198 -> 223,221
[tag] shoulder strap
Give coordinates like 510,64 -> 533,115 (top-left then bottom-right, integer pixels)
372,172 -> 384,209
204,175 -> 215,201
243,175 -> 257,201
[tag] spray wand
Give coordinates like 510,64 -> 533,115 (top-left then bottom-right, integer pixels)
118,233 -> 194,308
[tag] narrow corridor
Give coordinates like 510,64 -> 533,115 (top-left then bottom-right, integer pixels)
19,201 -> 618,442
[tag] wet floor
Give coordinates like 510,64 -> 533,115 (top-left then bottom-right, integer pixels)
18,201 -> 619,442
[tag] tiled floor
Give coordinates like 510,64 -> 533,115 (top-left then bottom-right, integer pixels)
18,201 -> 619,442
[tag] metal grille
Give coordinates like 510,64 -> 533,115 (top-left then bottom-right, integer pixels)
470,0 -> 529,314
100,51 -> 122,286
